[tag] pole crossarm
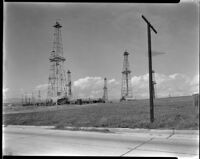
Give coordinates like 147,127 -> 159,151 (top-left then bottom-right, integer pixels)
142,15 -> 157,34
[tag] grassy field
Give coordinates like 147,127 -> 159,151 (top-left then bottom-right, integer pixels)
3,96 -> 199,130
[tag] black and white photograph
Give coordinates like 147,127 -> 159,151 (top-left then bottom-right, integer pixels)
3,1 -> 199,157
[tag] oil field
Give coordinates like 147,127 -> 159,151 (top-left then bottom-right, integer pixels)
3,2 -> 199,157
3,20 -> 199,129
3,20 -> 198,130
3,95 -> 199,130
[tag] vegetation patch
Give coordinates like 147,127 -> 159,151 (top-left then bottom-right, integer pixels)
3,96 -> 199,130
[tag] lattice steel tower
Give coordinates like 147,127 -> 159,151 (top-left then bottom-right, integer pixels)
47,21 -> 67,101
102,77 -> 108,102
67,70 -> 72,100
121,50 -> 133,100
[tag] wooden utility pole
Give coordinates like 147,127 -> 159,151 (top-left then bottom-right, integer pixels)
142,15 -> 157,123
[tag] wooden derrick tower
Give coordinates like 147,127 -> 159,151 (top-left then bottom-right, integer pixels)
47,21 -> 67,103
102,77 -> 108,102
121,50 -> 133,101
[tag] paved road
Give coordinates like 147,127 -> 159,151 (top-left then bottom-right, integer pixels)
3,126 -> 199,158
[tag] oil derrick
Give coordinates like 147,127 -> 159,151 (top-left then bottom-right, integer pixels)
152,70 -> 156,99
67,70 -> 72,100
21,94 -> 24,105
121,50 -> 133,101
28,94 -> 31,105
24,93 -> 28,105
102,77 -> 108,102
31,92 -> 35,105
47,21 -> 67,103
38,90 -> 41,105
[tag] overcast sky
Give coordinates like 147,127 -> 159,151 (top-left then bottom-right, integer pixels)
3,2 -> 199,100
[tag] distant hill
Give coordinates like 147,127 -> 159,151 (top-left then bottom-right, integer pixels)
3,97 -> 22,104
3,95 -> 194,105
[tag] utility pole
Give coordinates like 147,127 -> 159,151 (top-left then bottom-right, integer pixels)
142,15 -> 157,123
152,70 -> 157,99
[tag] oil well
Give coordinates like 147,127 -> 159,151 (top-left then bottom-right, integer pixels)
120,50 -> 133,101
22,22 -> 143,106
46,21 -> 68,105
102,77 -> 108,103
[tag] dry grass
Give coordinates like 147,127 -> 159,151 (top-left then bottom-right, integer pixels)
3,96 -> 199,130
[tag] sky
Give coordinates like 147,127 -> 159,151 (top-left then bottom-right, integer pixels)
3,2 -> 199,101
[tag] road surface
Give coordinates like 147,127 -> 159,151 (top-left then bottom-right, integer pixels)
3,125 -> 199,158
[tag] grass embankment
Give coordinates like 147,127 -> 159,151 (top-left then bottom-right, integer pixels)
3,96 -> 199,130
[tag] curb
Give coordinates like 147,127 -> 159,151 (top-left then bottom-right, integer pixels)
3,125 -> 55,129
55,126 -> 111,133
3,125 -> 199,135
108,128 -> 199,135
